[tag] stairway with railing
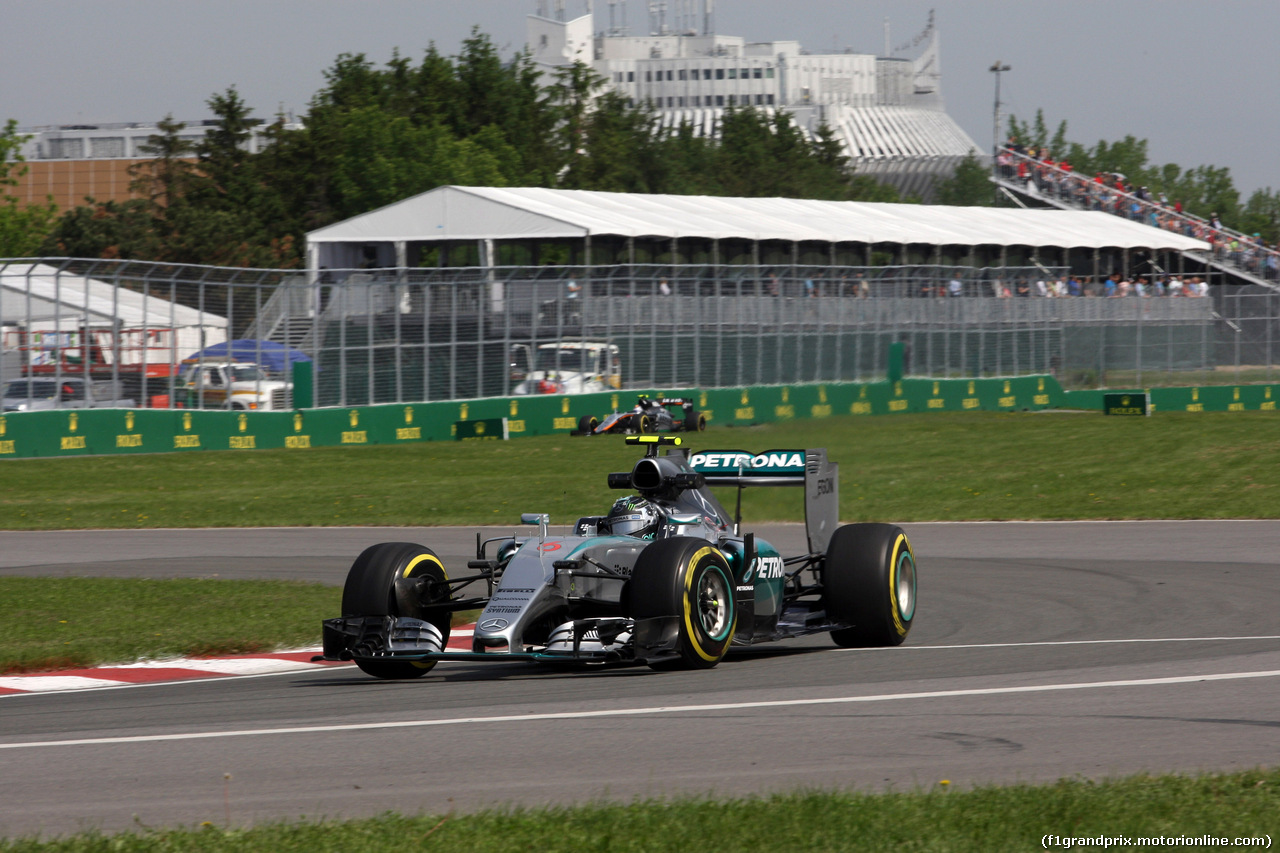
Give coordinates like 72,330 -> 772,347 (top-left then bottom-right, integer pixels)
991,147 -> 1279,289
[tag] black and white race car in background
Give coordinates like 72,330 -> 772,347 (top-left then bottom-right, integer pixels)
575,396 -> 706,435
320,436 -> 917,677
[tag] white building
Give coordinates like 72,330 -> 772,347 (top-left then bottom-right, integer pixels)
528,1 -> 980,198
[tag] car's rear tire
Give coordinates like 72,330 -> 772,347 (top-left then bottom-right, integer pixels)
629,537 -> 736,669
342,542 -> 452,678
684,410 -> 707,432
577,414 -> 599,435
823,523 -> 916,648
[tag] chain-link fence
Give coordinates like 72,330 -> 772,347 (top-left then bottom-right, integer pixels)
1,258 -> 1267,410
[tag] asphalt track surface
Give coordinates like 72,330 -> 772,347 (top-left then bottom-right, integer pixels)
2,521 -> 1279,838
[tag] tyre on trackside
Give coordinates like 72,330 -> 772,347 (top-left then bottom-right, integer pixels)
684,410 -> 706,432
628,537 -> 736,669
342,542 -> 452,679
822,523 -> 916,647
578,414 -> 599,435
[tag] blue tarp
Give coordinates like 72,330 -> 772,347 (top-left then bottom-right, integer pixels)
185,340 -> 311,375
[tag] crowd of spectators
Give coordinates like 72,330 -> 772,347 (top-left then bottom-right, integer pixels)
997,139 -> 1279,282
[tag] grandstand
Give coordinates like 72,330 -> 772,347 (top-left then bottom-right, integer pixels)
991,147 -> 1278,290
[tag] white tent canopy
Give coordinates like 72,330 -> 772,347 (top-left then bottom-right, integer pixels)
307,185 -> 1210,271
0,263 -> 228,332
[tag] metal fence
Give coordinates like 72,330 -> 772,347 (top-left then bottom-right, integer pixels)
2,258 -> 1274,410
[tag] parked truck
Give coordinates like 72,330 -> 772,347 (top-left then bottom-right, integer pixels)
178,360 -> 292,410
510,341 -> 622,395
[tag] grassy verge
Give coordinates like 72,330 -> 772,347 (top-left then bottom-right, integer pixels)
3,410 -> 1280,529
0,578 -> 340,674
0,581 -> 481,674
2,769 -> 1276,851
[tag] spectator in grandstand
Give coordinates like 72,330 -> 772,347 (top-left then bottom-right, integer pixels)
997,148 -> 1014,180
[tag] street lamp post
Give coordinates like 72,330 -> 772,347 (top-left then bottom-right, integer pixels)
989,60 -> 1010,156
989,61 -> 1011,203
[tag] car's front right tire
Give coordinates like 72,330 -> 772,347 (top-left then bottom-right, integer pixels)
629,537 -> 736,669
342,542 -> 452,679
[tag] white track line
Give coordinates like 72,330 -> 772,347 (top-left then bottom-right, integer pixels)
5,668 -> 1280,751
844,636 -> 1280,651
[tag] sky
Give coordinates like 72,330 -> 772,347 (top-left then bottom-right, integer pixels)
4,0 -> 1277,197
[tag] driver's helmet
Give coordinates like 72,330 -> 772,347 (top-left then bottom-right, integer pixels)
606,496 -> 661,538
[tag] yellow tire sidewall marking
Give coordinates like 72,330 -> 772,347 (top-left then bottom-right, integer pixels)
402,552 -> 447,580
682,547 -> 734,662
401,551 -> 447,669
888,534 -> 912,637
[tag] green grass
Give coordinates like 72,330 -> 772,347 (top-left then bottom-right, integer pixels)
2,769 -> 1276,851
0,578 -> 340,674
4,410 -> 1280,529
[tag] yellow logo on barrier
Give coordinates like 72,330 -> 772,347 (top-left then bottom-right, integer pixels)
1229,386 -> 1245,411
613,394 -> 620,409
183,412 -> 192,431
562,397 -> 570,414
1004,380 -> 1011,394
968,381 -> 975,395
509,400 -> 518,417
818,386 -> 827,404
238,413 -> 248,432
294,413 -> 304,432
1038,377 -> 1046,391
932,381 -> 940,396
859,385 -> 868,399
700,392 -> 708,407
894,382 -> 902,397
125,411 -> 135,431
475,421 -> 486,435
460,403 -> 469,420
741,389 -> 750,405
0,416 -> 5,436
1122,396 -> 1131,406
1192,388 -> 1200,401
349,410 -> 359,427
69,412 -> 78,432
782,387 -> 790,403
405,406 -> 415,424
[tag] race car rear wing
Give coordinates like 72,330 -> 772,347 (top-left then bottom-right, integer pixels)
688,448 -> 839,556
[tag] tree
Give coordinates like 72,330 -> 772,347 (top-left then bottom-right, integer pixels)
1240,188 -> 1280,244
0,119 -> 59,256
129,115 -> 199,213
934,152 -> 993,206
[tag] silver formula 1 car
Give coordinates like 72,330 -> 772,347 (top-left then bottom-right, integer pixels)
320,436 -> 917,678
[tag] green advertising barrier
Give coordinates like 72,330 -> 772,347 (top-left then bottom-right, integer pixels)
1064,383 -> 1280,413
38,373 -> 1280,461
